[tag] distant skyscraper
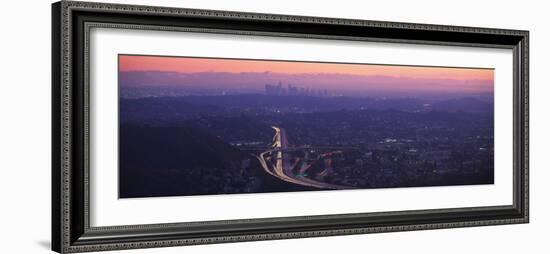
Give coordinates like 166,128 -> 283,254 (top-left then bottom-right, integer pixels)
265,81 -> 330,97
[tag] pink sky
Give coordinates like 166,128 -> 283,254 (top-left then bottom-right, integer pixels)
119,55 -> 494,93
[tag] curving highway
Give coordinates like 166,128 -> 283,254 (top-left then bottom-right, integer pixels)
256,126 -> 351,189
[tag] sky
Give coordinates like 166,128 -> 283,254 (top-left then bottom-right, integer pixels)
119,55 -> 494,95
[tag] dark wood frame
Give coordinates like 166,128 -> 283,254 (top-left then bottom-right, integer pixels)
52,1 -> 529,253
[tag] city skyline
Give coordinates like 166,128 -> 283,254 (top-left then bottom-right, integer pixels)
119,54 -> 494,198
265,82 -> 329,97
119,55 -> 494,96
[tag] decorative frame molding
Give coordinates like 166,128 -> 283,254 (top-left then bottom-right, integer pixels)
52,1 -> 529,253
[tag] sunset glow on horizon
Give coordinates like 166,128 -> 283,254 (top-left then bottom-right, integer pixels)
119,55 -> 494,94
120,55 -> 493,80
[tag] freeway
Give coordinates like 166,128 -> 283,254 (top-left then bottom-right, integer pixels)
256,126 -> 351,190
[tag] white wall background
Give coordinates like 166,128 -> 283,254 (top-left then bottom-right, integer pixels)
0,0 -> 547,253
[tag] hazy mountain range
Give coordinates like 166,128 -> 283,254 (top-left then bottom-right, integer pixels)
120,71 -> 494,96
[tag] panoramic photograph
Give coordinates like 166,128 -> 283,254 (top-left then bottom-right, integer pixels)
118,54 -> 495,198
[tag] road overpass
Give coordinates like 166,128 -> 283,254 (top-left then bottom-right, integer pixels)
257,126 -> 351,190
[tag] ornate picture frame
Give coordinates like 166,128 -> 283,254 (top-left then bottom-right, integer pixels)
52,1 -> 529,253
